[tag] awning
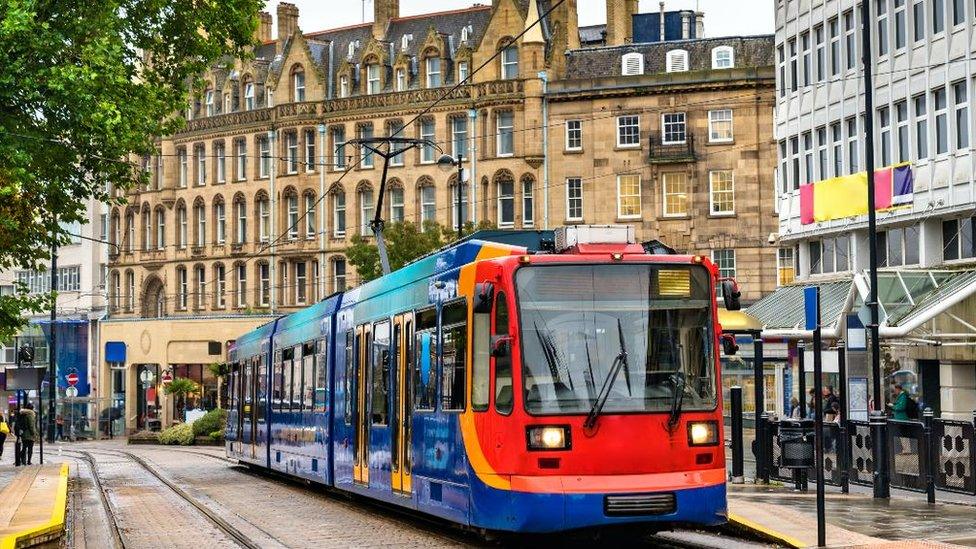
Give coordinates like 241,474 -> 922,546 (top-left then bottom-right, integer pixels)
747,269 -> 976,341
718,308 -> 762,333
746,278 -> 855,338
105,341 -> 126,363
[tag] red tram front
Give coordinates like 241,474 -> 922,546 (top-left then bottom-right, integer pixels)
461,226 -> 730,532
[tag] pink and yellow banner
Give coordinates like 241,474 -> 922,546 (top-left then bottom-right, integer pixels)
799,163 -> 913,225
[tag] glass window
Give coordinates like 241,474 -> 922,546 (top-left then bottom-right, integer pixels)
712,46 -> 734,69
617,174 -> 641,218
516,265 -> 716,415
662,112 -> 686,144
894,0 -> 907,49
305,129 -> 315,172
413,308 -> 437,411
441,300 -> 467,412
501,46 -> 519,79
708,109 -> 733,142
421,119 -> 436,162
359,190 -> 374,235
472,303 -> 490,412
305,194 -> 316,238
258,136 -> 270,178
420,186 -> 436,224
343,331 -> 354,423
389,188 -> 404,222
451,116 -> 468,159
496,112 -> 514,156
932,0 -> 945,33
662,172 -> 686,217
709,171 -> 734,215
426,57 -> 441,88
395,68 -> 407,92
896,100 -> 910,162
522,179 -> 534,226
371,321 -> 390,424
777,247 -> 796,286
844,10 -> 856,70
566,178 -> 583,221
497,180 -> 515,226
934,87 -> 948,154
829,17 -> 841,76
359,124 -> 374,168
914,94 -> 929,159
877,0 -> 889,56
294,71 -> 306,101
566,119 -> 582,150
616,115 -> 640,148
332,126 -> 346,170
879,106 -> 891,166
493,292 -> 512,414
913,1 -> 925,41
953,81 -> 968,149
332,191 -> 346,236
367,64 -> 381,94
457,61 -> 469,82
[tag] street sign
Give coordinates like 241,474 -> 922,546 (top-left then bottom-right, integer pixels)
65,386 -> 78,398
161,371 -> 173,384
66,372 -> 79,387
139,369 -> 155,387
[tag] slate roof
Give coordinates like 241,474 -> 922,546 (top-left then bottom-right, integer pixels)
565,35 -> 775,80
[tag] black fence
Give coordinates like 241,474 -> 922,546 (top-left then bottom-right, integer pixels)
756,415 -> 976,498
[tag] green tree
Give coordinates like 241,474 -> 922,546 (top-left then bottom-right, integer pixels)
207,362 -> 230,410
0,0 -> 260,340
164,377 -> 201,422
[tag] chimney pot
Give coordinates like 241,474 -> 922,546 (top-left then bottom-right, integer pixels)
277,2 -> 299,52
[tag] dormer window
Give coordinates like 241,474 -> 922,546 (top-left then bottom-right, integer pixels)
347,42 -> 357,60
267,87 -> 274,107
244,82 -> 255,110
457,61 -> 469,83
396,68 -> 406,91
205,90 -> 214,116
461,26 -> 472,44
223,93 -> 231,113
712,46 -> 734,69
340,76 -> 349,98
426,57 -> 441,88
367,64 -> 381,94
666,49 -> 689,73
400,34 -> 412,51
293,70 -> 305,101
501,46 -> 519,79
621,52 -> 644,76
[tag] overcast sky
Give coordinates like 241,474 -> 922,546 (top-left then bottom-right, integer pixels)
265,0 -> 775,39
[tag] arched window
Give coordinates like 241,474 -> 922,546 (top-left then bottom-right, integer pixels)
387,179 -> 405,222
110,271 -> 121,312
194,264 -> 206,309
204,87 -> 215,116
425,54 -> 442,88
449,178 -> 468,230
141,205 -> 152,251
417,177 -> 436,224
303,191 -> 317,238
213,196 -> 226,244
521,174 -> 535,227
243,76 -> 255,110
332,188 -> 346,237
292,66 -> 306,101
234,262 -> 247,308
109,210 -> 120,251
125,270 -> 135,312
712,46 -> 734,69
175,201 -> 187,249
621,52 -> 644,76
124,211 -> 135,252
366,63 -> 381,94
154,207 -> 166,250
283,188 -> 299,240
359,186 -> 374,235
193,199 -> 206,248
494,170 -> 515,227
256,193 -> 270,242
213,263 -> 226,308
233,194 -> 247,245
176,265 -> 188,310
666,49 -> 689,73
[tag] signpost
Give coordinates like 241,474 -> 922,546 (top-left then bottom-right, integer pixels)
140,369 -> 155,431
161,371 -> 173,385
804,286 -> 826,548
66,372 -> 79,387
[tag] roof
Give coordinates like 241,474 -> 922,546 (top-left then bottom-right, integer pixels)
747,278 -> 854,332
855,269 -> 976,327
565,35 -> 775,80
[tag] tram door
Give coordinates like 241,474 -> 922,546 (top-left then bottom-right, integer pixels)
391,314 -> 413,494
353,324 -> 371,484
241,358 -> 255,458
234,364 -> 243,452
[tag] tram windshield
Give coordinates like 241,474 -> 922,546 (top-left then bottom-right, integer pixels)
515,264 -> 717,415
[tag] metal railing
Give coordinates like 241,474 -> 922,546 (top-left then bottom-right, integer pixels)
648,133 -> 696,163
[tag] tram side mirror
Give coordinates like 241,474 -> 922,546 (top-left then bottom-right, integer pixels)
474,282 -> 495,314
721,279 -> 742,311
721,334 -> 739,356
490,335 -> 512,358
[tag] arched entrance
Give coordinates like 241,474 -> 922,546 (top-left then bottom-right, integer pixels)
140,275 -> 166,319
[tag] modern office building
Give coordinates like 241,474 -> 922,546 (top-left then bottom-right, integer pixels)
751,0 -> 976,419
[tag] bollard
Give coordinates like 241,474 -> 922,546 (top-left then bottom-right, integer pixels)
870,410 -> 890,498
837,340 -> 850,493
922,408 -> 935,504
730,386 -> 745,484
757,413 -> 770,484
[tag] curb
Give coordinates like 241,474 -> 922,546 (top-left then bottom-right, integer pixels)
727,512 -> 805,548
0,463 -> 69,549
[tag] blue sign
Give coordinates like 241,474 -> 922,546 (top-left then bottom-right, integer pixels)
804,286 -> 820,330
105,341 -> 126,363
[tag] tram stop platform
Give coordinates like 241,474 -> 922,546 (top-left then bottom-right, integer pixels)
728,484 -> 976,548
0,462 -> 69,549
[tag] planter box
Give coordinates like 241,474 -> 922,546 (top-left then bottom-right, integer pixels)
194,436 -> 223,446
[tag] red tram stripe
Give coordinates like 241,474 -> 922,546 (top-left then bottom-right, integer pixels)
508,468 -> 726,494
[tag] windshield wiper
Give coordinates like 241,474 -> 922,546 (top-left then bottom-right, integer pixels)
667,369 -> 686,433
584,319 -> 628,431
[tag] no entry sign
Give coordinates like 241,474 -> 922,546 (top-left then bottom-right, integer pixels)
66,372 -> 79,387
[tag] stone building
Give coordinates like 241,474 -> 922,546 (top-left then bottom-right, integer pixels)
101,0 -> 779,431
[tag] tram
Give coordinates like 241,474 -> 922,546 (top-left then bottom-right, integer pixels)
225,225 -> 738,533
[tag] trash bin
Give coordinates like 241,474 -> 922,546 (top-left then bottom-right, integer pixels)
778,419 -> 815,469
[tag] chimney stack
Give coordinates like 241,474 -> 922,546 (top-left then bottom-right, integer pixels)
256,12 -> 272,43
277,2 -> 299,49
606,0 -> 638,46
695,11 -> 705,38
373,0 -> 400,40
659,2 -> 666,42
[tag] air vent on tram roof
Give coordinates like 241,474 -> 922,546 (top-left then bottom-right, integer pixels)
553,225 -> 636,253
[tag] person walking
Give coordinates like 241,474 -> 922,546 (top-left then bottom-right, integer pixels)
891,384 -> 909,420
0,413 -> 9,461
55,414 -> 64,441
16,403 -> 38,465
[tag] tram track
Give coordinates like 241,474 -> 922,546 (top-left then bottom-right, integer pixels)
61,448 -> 275,549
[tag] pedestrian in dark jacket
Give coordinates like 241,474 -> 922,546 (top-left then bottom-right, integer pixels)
16,403 -> 38,465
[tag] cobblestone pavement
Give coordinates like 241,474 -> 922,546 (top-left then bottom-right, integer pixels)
60,441 -> 467,548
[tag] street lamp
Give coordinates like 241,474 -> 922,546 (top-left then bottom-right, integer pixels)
436,153 -> 465,238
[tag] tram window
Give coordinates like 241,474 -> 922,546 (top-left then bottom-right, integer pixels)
256,355 -> 267,421
416,306 -> 437,331
371,321 -> 390,425
441,300 -> 467,412
413,330 -> 436,411
405,319 -> 414,407
283,347 -> 296,411
493,292 -> 513,415
344,330 -> 354,424
472,309 -> 490,412
302,342 -> 315,411
272,350 -> 283,410
313,339 -> 328,412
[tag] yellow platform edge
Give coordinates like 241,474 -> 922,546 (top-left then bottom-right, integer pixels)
728,511 -> 806,548
0,463 -> 69,549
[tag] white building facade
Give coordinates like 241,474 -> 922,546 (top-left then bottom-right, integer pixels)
752,0 -> 976,420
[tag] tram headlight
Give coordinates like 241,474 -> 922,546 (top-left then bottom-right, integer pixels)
688,421 -> 719,446
526,425 -> 571,450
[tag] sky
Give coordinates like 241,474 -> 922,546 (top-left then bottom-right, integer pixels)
264,0 -> 775,39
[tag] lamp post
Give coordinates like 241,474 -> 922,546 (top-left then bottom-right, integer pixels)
437,153 -> 465,238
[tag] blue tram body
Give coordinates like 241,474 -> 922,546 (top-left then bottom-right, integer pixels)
225,234 -> 729,533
